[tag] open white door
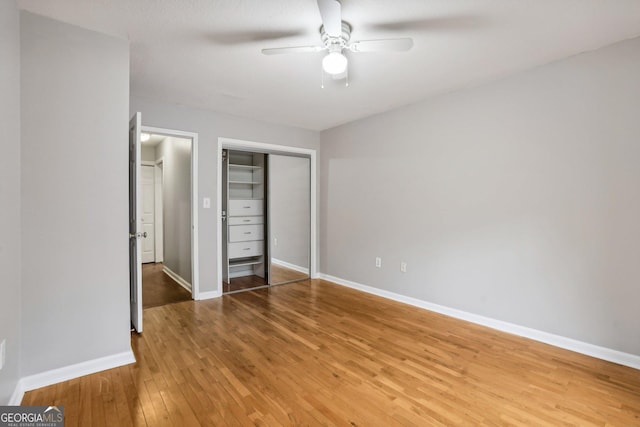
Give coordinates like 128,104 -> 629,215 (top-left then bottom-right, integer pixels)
141,165 -> 156,263
129,112 -> 143,332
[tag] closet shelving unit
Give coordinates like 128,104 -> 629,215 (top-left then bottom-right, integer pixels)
228,164 -> 262,185
223,150 -> 267,283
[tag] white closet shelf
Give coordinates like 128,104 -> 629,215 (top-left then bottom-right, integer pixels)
229,164 -> 262,170
229,259 -> 262,268
229,180 -> 261,185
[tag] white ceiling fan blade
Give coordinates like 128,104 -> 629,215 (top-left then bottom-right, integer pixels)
349,38 -> 414,53
317,0 -> 342,37
261,45 -> 325,55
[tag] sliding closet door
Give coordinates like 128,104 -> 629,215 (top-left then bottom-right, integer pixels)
268,154 -> 311,285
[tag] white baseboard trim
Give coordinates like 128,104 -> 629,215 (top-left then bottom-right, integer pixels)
8,350 -> 136,405
196,290 -> 221,300
319,273 -> 640,371
163,265 -> 192,293
8,381 -> 25,406
272,258 -> 309,275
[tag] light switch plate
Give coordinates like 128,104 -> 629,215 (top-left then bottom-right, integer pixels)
203,197 -> 211,209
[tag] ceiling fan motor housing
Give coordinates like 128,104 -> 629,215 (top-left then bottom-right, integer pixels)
321,21 -> 351,53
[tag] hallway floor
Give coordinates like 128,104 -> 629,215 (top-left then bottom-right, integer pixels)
142,263 -> 191,308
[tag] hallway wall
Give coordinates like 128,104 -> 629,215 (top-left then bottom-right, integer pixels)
156,136 -> 192,284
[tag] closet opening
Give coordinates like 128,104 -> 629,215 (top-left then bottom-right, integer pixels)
218,139 -> 316,295
223,150 -> 269,293
130,114 -> 200,333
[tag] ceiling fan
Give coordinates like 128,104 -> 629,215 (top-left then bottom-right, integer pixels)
261,0 -> 414,81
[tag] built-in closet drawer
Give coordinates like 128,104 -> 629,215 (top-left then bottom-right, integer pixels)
228,216 -> 264,226
229,224 -> 264,242
229,199 -> 263,216
228,241 -> 263,259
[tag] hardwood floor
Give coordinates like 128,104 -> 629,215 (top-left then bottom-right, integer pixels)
270,264 -> 308,285
223,275 -> 267,293
223,265 -> 308,293
142,263 -> 191,309
23,279 -> 640,426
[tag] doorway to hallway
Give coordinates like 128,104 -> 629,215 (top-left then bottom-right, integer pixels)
142,262 -> 191,308
130,113 -> 199,333
140,131 -> 195,307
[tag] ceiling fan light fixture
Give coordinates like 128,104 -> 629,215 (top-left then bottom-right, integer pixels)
322,51 -> 348,75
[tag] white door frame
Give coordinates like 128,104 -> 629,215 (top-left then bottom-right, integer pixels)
216,137 -> 318,295
142,125 -> 200,300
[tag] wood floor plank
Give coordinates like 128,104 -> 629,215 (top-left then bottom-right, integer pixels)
143,377 -> 175,426
89,374 -> 108,427
21,279 -> 640,426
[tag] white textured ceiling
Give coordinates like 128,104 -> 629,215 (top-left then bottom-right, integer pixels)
17,0 -> 640,131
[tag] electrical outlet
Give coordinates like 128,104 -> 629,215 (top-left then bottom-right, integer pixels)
400,262 -> 407,273
0,339 -> 5,371
375,257 -> 382,268
274,237 -> 278,246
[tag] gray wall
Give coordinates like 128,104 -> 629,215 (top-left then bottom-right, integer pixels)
0,0 -> 22,404
269,155 -> 310,271
320,37 -> 640,357
21,12 -> 131,375
156,137 -> 192,283
141,144 -> 156,162
130,97 -> 320,294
